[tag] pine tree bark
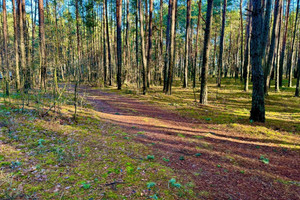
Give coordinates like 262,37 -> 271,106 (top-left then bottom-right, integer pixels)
166,0 -> 177,94
136,0 -> 140,88
275,0 -> 283,92
75,0 -> 82,81
19,0 -> 27,91
287,0 -> 299,87
261,0 -> 272,59
193,0 -> 202,88
250,0 -> 265,122
12,0 -> 20,92
147,0 -> 153,88
239,0 -> 243,81
103,3 -> 107,85
2,0 -> 9,96
243,0 -> 252,92
125,0 -> 130,81
200,0 -> 213,104
139,0 -> 147,94
159,0 -> 163,85
39,0 -> 46,89
183,0 -> 191,88
264,0 -> 280,95
279,0 -> 291,87
116,0 -> 122,90
163,0 -> 172,92
217,0 -> 227,87
31,0 -> 37,87
105,0 -> 112,85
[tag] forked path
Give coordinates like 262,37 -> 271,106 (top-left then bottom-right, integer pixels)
80,87 -> 300,200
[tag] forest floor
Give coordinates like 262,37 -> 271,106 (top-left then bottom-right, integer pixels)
0,78 -> 300,199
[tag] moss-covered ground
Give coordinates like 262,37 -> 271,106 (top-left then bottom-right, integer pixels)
0,92 -> 194,199
1,77 -> 299,199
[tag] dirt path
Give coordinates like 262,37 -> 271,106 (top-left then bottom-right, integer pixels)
80,87 -> 300,200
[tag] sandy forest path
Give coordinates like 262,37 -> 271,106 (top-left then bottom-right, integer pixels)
79,86 -> 300,200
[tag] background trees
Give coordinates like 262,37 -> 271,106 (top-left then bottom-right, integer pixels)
0,0 -> 299,122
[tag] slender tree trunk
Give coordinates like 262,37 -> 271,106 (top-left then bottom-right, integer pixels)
287,0 -> 299,87
166,0 -> 177,94
116,0 -> 122,89
279,0 -> 291,87
261,0 -> 272,59
125,0 -> 130,82
106,0 -> 112,85
264,0 -> 280,95
146,0 -> 153,88
239,0 -> 244,81
139,0 -> 147,94
244,0 -> 252,92
39,0 -> 46,89
183,0 -> 191,88
193,0 -> 202,88
19,0 -> 27,92
250,0 -> 265,122
2,0 -> 9,96
31,0 -> 37,87
217,0 -> 227,87
159,0 -> 163,85
22,0 -> 30,91
200,0 -> 213,104
54,0 -> 59,94
136,0 -> 140,88
103,3 -> 107,85
163,0 -> 172,92
12,0 -> 20,92
212,30 -> 217,77
275,0 -> 283,92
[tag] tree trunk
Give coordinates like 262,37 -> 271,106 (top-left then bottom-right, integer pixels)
39,0 -> 47,89
54,0 -> 59,94
166,0 -> 177,94
147,0 -> 153,88
217,0 -> 227,87
250,0 -> 265,122
136,0 -> 140,88
116,0 -> 122,90
279,0 -> 291,87
139,0 -> 147,94
275,0 -> 283,92
264,0 -> 280,95
76,0 -> 83,81
261,0 -> 272,59
183,0 -> 191,88
103,3 -> 107,85
2,0 -> 9,96
31,0 -> 37,87
163,0 -> 172,92
193,0 -> 202,88
159,0 -> 163,85
125,0 -> 130,83
106,0 -> 112,85
19,0 -> 27,92
244,0 -> 252,92
287,0 -> 299,87
200,0 -> 213,104
12,0 -> 20,92
239,0 -> 244,81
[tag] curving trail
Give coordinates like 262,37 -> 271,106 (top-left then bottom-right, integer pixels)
80,87 -> 300,200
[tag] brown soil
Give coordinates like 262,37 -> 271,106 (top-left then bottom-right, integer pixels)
80,87 -> 300,200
